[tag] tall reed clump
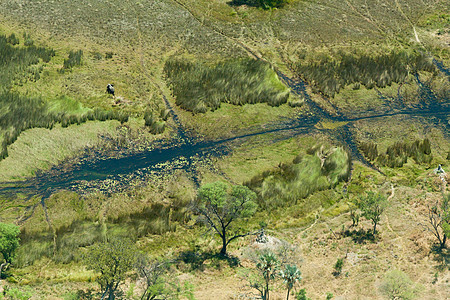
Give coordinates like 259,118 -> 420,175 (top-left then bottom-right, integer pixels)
295,49 -> 436,98
359,138 -> 432,168
164,58 -> 290,113
59,50 -> 83,72
0,32 -> 131,160
245,145 -> 351,209
0,93 -> 129,161
143,107 -> 168,134
0,33 -> 55,89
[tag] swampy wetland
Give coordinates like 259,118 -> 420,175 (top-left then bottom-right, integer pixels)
0,1 -> 449,299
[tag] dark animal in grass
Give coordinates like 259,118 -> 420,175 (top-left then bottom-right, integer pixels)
106,84 -> 115,97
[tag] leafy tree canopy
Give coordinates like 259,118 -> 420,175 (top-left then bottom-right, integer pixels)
84,238 -> 137,300
0,222 -> 20,264
196,182 -> 258,255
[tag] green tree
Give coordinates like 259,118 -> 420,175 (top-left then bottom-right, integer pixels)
359,191 -> 387,235
280,264 -> 302,300
0,223 -> 20,279
84,238 -> 137,300
134,255 -> 194,300
250,251 -> 280,300
379,269 -> 417,299
424,193 -> 449,249
195,182 -> 258,256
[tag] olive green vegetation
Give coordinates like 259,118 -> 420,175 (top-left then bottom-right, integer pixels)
84,238 -> 137,300
246,145 -> 351,209
419,13 -> 450,30
15,189 -> 191,267
164,58 -> 290,113
0,33 -> 55,90
0,223 -> 20,278
294,48 -> 436,98
379,269 -> 419,300
0,33 -> 131,161
195,182 -> 258,256
0,0 -> 448,298
359,138 -> 432,168
358,191 -> 387,235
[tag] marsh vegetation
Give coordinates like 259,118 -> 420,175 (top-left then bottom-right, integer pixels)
294,49 -> 436,98
164,58 -> 290,113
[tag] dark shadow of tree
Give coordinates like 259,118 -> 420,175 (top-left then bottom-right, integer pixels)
227,0 -> 261,8
227,0 -> 289,9
343,228 -> 377,244
176,249 -> 240,271
431,245 -> 450,271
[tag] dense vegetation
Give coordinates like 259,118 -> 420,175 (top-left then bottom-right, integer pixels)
295,49 -> 437,98
0,34 -> 130,161
359,138 -> 432,168
0,33 -> 55,90
246,146 -> 351,209
164,58 -> 290,113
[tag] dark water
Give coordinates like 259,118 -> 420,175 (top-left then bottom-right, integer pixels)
0,67 -> 448,200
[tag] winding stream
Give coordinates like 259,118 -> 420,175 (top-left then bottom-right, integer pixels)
0,68 -> 448,201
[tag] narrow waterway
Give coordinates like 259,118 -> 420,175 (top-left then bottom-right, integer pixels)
0,69 -> 448,200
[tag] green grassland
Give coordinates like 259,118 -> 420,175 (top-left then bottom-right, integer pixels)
0,0 -> 449,299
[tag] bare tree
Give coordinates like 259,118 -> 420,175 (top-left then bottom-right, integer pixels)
424,194 -> 449,249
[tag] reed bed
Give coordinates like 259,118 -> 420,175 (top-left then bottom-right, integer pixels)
164,58 -> 290,113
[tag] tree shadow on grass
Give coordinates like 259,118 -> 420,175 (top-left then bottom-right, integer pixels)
227,0 -> 288,9
343,228 -> 377,244
227,0 -> 261,8
176,249 -> 240,271
431,245 -> 450,271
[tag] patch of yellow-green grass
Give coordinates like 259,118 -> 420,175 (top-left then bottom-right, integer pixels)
174,102 -> 303,139
331,85 -> 390,114
0,120 -> 120,181
315,120 -> 349,130
217,133 -> 329,184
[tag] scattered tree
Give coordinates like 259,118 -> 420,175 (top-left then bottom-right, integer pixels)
134,255 -> 194,300
280,264 -> 302,300
424,193 -> 449,249
195,182 -> 258,256
84,238 -> 137,300
250,251 -> 280,300
359,191 -> 387,235
0,222 -> 20,279
379,269 -> 417,300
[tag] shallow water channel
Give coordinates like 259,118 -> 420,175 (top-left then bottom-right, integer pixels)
0,69 -> 448,200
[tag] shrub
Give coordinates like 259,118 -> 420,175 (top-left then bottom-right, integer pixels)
333,258 -> 343,276
380,269 -> 417,299
6,33 -> 19,45
258,0 -> 290,9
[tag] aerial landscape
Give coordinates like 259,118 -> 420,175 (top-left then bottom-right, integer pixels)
0,0 -> 448,299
